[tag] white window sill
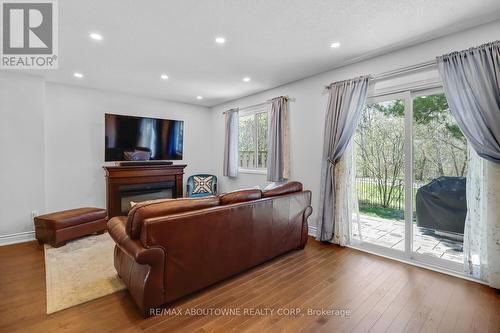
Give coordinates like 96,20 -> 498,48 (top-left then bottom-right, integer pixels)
238,168 -> 267,175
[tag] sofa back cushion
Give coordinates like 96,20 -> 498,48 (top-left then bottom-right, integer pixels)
126,196 -> 220,239
262,181 -> 303,198
219,189 -> 262,205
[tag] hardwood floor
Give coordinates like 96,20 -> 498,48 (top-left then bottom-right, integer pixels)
0,237 -> 499,333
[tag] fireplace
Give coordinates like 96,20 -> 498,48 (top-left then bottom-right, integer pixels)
103,164 -> 187,218
119,181 -> 175,214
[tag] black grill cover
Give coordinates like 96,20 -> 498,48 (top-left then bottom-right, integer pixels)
415,176 -> 466,234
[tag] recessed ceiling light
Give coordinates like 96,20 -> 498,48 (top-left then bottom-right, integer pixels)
73,72 -> 84,79
242,77 -> 251,82
160,74 -> 169,80
89,32 -> 103,41
196,96 -> 203,100
330,42 -> 341,48
215,36 -> 226,44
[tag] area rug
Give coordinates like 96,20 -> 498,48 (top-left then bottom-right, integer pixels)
44,233 -> 125,314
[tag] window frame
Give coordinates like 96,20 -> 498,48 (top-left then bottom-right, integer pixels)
238,104 -> 268,174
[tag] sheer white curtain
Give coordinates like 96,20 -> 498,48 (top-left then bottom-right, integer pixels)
464,146 -> 500,288
331,140 -> 358,246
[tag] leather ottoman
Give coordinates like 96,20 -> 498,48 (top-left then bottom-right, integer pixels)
34,207 -> 107,247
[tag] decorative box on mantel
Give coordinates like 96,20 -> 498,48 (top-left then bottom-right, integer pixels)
103,164 -> 187,218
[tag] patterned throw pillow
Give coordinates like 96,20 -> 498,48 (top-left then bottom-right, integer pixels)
192,176 -> 215,194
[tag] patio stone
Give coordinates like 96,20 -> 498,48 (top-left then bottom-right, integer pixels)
354,215 -> 464,263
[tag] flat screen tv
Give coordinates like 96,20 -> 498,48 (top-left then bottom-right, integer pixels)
105,113 -> 184,162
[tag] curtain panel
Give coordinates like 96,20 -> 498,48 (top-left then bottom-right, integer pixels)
267,97 -> 290,182
223,108 -> 239,178
436,41 -> 500,163
437,41 -> 500,288
316,76 -> 370,243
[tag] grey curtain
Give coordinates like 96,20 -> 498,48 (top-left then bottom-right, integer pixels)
437,41 -> 500,164
267,97 -> 290,182
316,76 -> 370,242
223,108 -> 239,177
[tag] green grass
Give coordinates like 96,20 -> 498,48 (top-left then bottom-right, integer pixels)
359,204 -> 404,221
359,204 -> 417,224
356,180 -> 424,223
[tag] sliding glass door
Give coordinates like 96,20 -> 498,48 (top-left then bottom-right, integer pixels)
352,95 -> 406,252
411,90 -> 465,269
351,89 -> 466,271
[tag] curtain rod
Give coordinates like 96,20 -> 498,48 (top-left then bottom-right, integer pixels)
222,95 -> 296,114
324,60 -> 437,90
373,60 -> 437,80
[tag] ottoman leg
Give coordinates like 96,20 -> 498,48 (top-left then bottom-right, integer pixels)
53,241 -> 66,248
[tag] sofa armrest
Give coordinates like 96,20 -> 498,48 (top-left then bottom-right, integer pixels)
108,216 -> 166,316
300,205 -> 313,248
107,216 -> 163,265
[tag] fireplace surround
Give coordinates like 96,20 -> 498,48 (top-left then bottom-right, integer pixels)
103,164 -> 187,218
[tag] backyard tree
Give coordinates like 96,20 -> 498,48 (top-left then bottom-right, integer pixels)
355,99 -> 405,208
355,93 -> 467,216
413,94 -> 467,181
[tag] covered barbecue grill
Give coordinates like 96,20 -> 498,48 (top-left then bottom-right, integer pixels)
415,176 -> 467,234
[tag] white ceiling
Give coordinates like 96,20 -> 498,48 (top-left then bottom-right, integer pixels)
22,0 -> 500,106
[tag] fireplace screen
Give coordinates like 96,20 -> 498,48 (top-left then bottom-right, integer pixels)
118,181 -> 174,214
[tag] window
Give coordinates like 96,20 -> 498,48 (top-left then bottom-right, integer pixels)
238,105 -> 268,170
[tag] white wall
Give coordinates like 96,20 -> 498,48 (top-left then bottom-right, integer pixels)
0,78 -> 211,242
0,73 -> 46,239
44,83 -> 212,212
210,20 -> 500,233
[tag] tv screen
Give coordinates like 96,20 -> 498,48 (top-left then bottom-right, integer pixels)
105,113 -> 184,162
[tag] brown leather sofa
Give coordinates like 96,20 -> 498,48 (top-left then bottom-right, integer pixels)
107,181 -> 312,316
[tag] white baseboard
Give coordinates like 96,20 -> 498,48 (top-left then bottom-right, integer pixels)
0,231 -> 35,246
308,225 -> 317,237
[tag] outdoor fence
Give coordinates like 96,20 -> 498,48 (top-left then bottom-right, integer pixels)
239,150 -> 267,169
356,178 -> 407,211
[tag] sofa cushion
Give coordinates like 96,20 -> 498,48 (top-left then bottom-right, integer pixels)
219,189 -> 262,205
126,196 -> 220,239
262,181 -> 303,198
